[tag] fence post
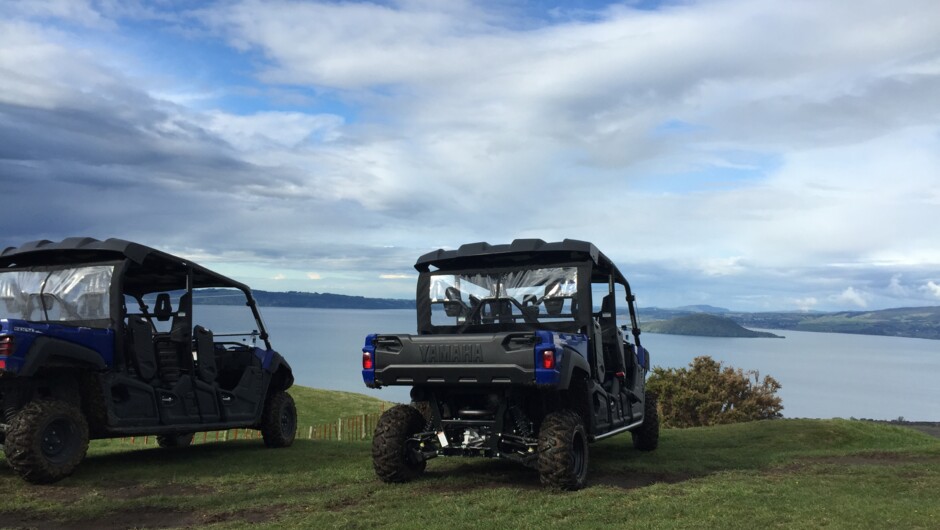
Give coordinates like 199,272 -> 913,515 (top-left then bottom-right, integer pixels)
337,419 -> 342,441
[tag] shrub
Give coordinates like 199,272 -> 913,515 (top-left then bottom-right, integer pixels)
647,356 -> 783,428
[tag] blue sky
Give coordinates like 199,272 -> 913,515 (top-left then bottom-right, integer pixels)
2,0 -> 939,311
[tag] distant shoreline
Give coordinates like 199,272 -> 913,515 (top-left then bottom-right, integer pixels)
194,288 -> 939,340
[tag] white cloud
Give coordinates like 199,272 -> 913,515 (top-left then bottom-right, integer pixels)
306,272 -> 322,280
272,273 -> 286,280
699,257 -> 746,277
888,275 -> 908,297
925,281 -> 940,299
791,297 -> 819,312
1,0 -> 112,29
833,287 -> 869,308
202,111 -> 344,151
379,274 -> 412,280
0,21 -> 121,108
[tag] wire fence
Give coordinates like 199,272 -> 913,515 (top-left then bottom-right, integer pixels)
120,406 -> 388,446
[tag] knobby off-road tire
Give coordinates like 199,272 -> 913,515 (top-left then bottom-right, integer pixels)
411,401 -> 432,424
372,405 -> 427,483
3,400 -> 89,484
156,432 -> 195,448
632,392 -> 660,451
261,391 -> 297,448
537,409 -> 589,490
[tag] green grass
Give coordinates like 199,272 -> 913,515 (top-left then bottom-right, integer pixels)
287,386 -> 392,427
1,390 -> 939,529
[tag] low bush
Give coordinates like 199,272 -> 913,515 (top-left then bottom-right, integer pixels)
647,356 -> 783,428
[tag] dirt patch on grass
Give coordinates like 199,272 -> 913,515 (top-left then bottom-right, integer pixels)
416,461 -> 543,493
21,480 -> 217,504
106,482 -> 216,500
770,452 -> 940,474
799,452 -> 938,466
21,484 -> 88,505
1,508 -> 198,530
415,461 -> 696,492
1,504 -> 287,529
592,470 -> 697,490
199,504 -> 287,525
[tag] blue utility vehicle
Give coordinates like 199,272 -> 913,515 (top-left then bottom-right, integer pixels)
0,238 -> 296,483
363,239 -> 657,489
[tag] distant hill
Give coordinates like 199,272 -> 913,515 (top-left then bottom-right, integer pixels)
644,314 -> 783,338
673,304 -> 730,313
193,288 -> 415,310
639,305 -> 940,341
731,306 -> 940,340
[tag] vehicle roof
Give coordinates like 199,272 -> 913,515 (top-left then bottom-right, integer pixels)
414,238 -> 629,285
0,237 -> 250,294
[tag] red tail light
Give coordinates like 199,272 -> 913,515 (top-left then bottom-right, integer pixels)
541,349 -> 555,369
0,335 -> 13,356
362,351 -> 373,370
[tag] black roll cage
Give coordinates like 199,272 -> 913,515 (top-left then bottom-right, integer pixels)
412,239 -> 643,348
0,237 -> 273,355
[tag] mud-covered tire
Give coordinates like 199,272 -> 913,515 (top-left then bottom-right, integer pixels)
632,391 -> 660,451
156,433 -> 194,448
372,405 -> 427,483
261,391 -> 297,448
537,409 -> 589,490
3,400 -> 89,484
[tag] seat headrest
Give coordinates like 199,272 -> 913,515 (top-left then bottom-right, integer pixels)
154,293 -> 172,321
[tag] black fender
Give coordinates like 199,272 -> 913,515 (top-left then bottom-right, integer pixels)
556,345 -> 591,390
21,337 -> 107,377
266,352 -> 294,391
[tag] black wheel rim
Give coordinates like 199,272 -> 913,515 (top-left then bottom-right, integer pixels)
280,403 -> 295,434
571,431 -> 586,479
41,418 -> 74,464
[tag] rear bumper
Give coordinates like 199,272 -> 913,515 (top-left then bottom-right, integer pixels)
373,363 -> 536,387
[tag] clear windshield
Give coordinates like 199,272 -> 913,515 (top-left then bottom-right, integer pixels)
0,265 -> 113,324
429,267 -> 579,327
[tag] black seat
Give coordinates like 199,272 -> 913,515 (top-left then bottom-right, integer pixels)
126,315 -> 158,381
194,325 -> 218,383
169,292 -> 190,342
154,292 -> 191,385
154,293 -> 173,322
598,295 -> 626,376
443,287 -> 469,318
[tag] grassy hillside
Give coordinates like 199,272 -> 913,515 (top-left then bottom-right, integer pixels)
645,313 -> 783,338
288,386 -> 391,427
2,390 -> 939,529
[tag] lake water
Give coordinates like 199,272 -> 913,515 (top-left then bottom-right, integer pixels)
196,306 -> 940,421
